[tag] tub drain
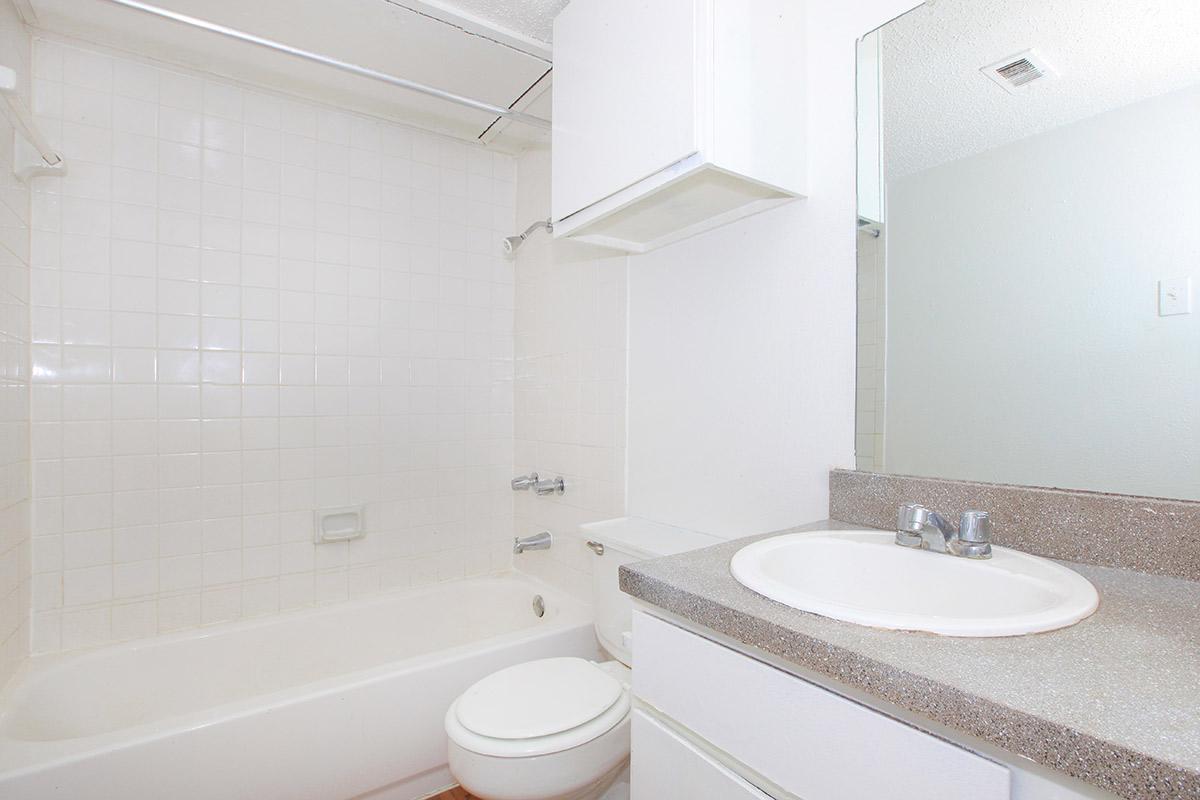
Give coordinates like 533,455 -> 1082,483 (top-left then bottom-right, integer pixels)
532,594 -> 545,618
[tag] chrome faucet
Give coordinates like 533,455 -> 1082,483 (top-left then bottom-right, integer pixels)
895,503 -> 993,559
511,472 -> 539,491
511,472 -> 565,495
513,531 -> 552,554
533,476 -> 565,495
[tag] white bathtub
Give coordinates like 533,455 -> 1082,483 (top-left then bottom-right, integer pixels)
0,574 -> 598,800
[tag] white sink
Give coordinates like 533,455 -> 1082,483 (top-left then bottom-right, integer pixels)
730,530 -> 1099,637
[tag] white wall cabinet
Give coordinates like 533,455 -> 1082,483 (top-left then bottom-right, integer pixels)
551,0 -> 806,253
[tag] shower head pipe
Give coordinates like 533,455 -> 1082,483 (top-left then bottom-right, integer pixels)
503,219 -> 553,255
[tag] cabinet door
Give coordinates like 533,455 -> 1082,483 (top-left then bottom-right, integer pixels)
633,611 -> 1011,800
632,709 -> 777,800
551,0 -> 703,223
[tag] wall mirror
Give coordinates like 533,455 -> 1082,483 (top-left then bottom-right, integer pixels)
855,0 -> 1200,500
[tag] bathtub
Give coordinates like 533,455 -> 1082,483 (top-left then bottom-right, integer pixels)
0,573 -> 598,800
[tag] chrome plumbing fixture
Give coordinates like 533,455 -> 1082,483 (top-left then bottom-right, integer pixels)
533,476 -> 565,495
895,503 -> 993,559
502,219 -> 553,255
511,472 -> 538,491
513,531 -> 553,554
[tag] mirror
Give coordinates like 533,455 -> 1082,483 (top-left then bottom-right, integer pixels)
855,0 -> 1200,501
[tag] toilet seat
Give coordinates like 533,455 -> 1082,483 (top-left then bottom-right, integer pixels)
446,658 -> 631,758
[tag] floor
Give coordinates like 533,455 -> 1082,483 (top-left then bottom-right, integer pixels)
430,789 -> 478,800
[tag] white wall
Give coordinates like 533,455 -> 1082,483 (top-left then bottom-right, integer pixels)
626,0 -> 922,538
510,147 -> 627,600
0,0 -> 32,687
885,84 -> 1200,500
27,37 -> 518,652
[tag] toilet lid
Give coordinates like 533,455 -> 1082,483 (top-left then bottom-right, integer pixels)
455,657 -> 623,740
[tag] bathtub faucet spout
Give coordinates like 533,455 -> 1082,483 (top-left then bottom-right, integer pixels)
513,531 -> 553,554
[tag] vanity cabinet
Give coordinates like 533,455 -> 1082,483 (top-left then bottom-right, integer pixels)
550,0 -> 806,253
632,710 -> 774,800
631,610 -> 1011,800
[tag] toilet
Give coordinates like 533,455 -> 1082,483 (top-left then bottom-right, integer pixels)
444,518 -> 718,800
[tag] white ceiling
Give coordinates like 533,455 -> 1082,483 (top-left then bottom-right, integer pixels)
881,0 -> 1200,179
24,0 -> 560,152
412,0 -> 571,45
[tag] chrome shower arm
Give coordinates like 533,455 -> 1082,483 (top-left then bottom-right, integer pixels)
502,219 -> 554,255
518,219 -> 553,238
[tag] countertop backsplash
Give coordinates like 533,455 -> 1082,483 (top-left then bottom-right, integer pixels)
830,469 -> 1200,582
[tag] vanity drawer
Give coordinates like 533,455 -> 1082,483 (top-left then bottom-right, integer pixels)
632,611 -> 1010,800
632,709 -> 776,800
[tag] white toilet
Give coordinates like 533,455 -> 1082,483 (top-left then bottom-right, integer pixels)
444,518 -> 717,800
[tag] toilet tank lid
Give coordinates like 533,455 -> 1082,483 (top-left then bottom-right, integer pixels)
579,516 -> 721,559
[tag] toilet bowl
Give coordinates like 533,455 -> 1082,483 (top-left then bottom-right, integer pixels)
446,658 -> 631,800
444,518 -> 717,800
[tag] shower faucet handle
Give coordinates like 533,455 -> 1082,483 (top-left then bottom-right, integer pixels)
533,476 -> 565,496
511,472 -> 538,491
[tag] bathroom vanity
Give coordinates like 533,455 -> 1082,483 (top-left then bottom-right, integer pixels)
622,520 -> 1200,800
631,611 -> 1009,800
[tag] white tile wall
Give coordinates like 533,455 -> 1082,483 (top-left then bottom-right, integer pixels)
855,227 -> 885,471
28,38 -> 517,653
510,149 -> 627,600
0,0 -> 33,687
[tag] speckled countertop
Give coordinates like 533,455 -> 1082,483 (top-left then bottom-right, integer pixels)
619,520 -> 1200,800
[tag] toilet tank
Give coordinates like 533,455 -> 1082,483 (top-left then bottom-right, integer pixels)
580,517 -> 720,666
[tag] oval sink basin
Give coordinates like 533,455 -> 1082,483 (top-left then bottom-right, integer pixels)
730,530 -> 1099,637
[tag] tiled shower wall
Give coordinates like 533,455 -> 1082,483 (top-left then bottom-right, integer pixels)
510,148 -> 627,599
854,226 -> 885,472
0,1 -> 32,685
27,38 -> 517,653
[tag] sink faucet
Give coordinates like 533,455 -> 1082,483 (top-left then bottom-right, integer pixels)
895,503 -> 993,559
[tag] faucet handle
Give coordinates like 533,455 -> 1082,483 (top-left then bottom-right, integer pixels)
895,503 -> 928,547
897,502 -> 930,531
533,476 -> 565,496
511,472 -> 538,491
958,510 -> 992,543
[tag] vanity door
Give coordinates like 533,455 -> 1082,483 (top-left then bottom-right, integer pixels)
633,611 -> 1011,800
632,709 -> 779,800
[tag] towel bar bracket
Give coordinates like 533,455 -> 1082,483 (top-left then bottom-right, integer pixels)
0,64 -> 67,183
13,132 -> 66,183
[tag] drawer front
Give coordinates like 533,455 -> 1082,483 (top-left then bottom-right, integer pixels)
632,709 -> 775,800
633,611 -> 1010,800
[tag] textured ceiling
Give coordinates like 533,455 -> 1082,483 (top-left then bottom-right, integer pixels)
881,0 -> 1200,178
436,0 -> 571,44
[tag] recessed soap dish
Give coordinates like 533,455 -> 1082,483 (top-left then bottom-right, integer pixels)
314,505 -> 366,544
